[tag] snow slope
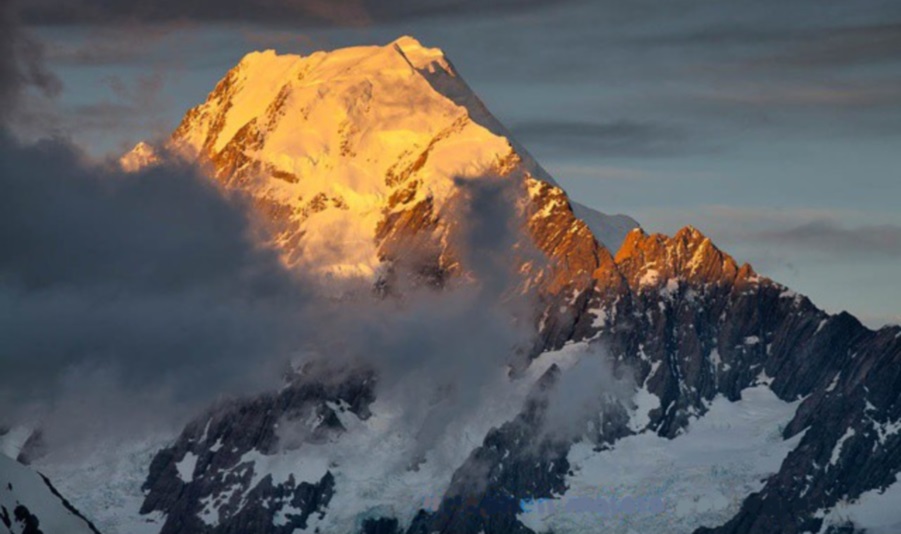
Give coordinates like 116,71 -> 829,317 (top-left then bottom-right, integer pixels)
32,437 -> 171,534
570,201 -> 639,253
518,386 -> 805,534
0,454 -> 99,534
816,478 -> 901,534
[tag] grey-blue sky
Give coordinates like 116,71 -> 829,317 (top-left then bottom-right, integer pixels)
15,0 -> 901,327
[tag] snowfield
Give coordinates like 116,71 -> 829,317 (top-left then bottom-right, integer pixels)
519,386 -> 805,534
815,478 -> 901,534
31,436 -> 171,534
0,454 -> 99,534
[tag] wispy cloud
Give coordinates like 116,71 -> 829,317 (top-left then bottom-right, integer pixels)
0,2 -> 61,123
9,69 -> 174,152
544,164 -> 652,182
18,0 -> 565,26
636,21 -> 901,69
696,81 -> 901,109
755,220 -> 901,258
41,23 -> 187,65
510,119 -> 692,157
638,205 -> 901,258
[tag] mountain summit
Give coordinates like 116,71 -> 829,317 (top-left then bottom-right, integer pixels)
127,36 -> 636,285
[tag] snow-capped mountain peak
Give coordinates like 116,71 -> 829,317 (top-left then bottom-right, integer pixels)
126,37 -> 636,282
390,35 -> 455,74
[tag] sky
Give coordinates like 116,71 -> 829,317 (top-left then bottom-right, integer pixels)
9,0 -> 901,328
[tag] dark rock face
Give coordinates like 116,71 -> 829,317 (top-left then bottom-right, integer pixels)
588,227 -> 800,437
695,325 -> 901,534
361,517 -> 402,534
140,370 -> 375,534
12,505 -> 43,534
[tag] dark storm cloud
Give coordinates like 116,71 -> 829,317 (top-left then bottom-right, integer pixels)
23,73 -> 170,136
1,0 -> 554,449
9,69 -> 174,152
42,24 -> 186,65
0,127 -> 558,461
510,120 -> 690,157
19,0 -> 565,26
755,220 -> 901,258
18,0 -> 901,142
52,72 -> 173,137
0,2 -> 61,122
613,5 -> 901,126
769,22 -> 901,68
0,134 -> 316,433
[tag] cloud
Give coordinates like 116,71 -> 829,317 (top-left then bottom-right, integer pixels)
694,80 -> 901,110
754,220 -> 901,258
9,66 -> 176,154
240,28 -> 317,51
19,0 -> 565,26
15,0 -> 901,153
644,21 -> 901,70
510,119 -> 690,157
547,164 -> 653,182
0,4 -> 557,452
636,206 -> 901,260
621,14 -> 901,130
0,2 -> 61,123
462,2 -> 901,140
0,126 -> 560,467
294,174 -> 546,463
41,23 -> 186,66
5,0 -> 894,459
538,345 -> 633,445
0,132 -> 320,444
